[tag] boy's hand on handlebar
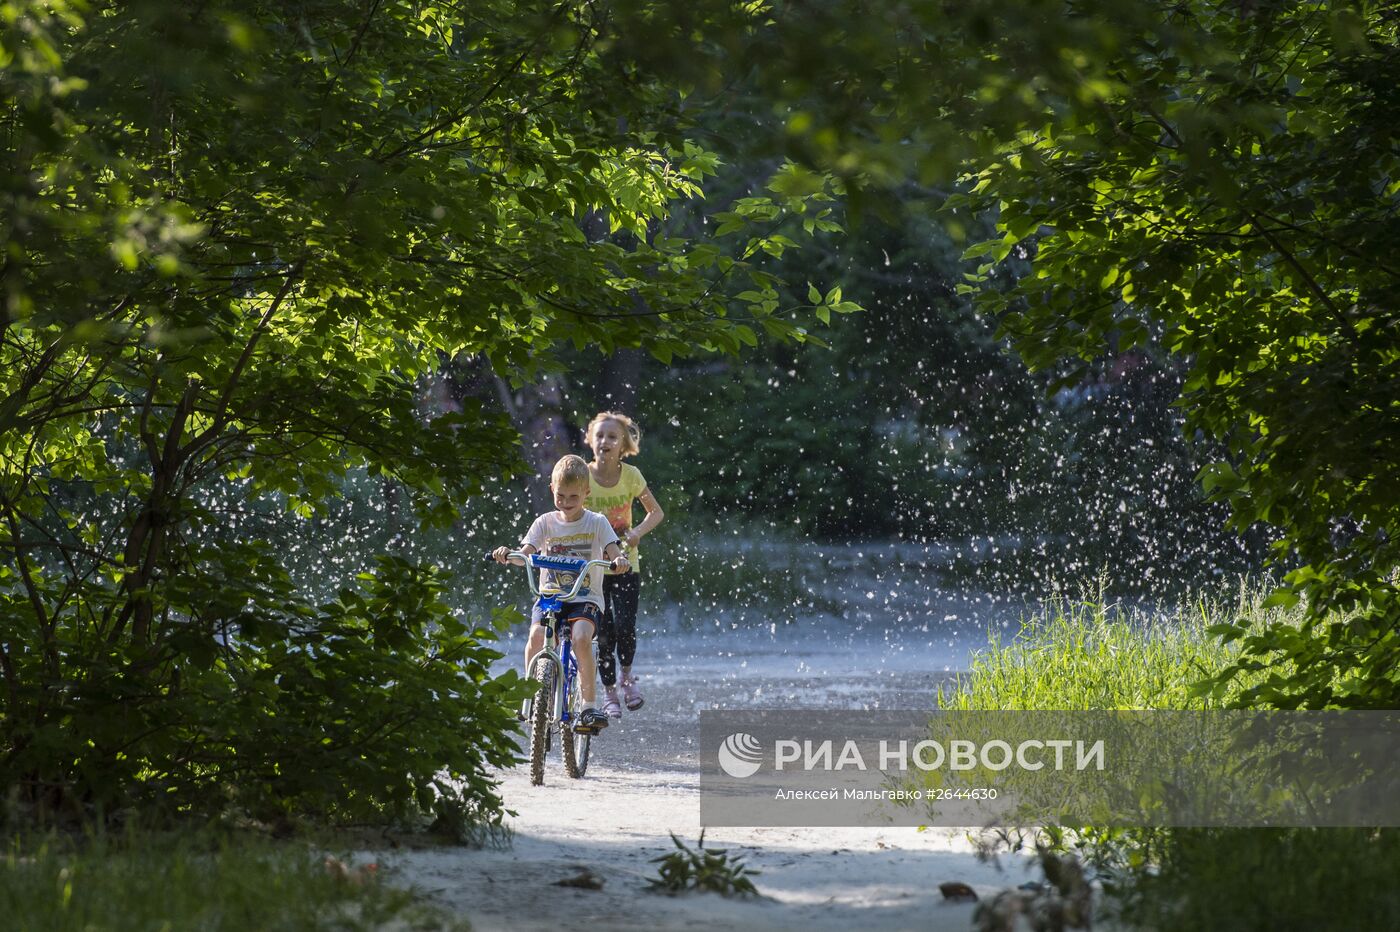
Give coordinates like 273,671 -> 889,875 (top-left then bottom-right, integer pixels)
491,546 -> 511,564
610,555 -> 630,573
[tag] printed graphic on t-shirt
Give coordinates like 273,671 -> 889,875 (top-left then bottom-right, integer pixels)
602,505 -> 630,539
544,540 -> 593,597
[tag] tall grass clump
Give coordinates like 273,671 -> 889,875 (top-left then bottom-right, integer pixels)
942,579 -> 1289,711
946,580 -> 1399,930
0,831 -> 462,932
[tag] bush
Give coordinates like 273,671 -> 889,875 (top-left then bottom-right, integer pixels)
2,552 -> 526,831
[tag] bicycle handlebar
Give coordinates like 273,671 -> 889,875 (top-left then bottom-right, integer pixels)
496,550 -> 617,602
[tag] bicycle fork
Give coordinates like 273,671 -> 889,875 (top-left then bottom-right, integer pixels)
522,644 -> 578,730
523,645 -> 563,723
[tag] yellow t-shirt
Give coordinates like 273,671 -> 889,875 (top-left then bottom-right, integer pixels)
589,462 -> 647,572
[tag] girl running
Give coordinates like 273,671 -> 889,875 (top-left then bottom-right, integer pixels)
586,411 -> 665,719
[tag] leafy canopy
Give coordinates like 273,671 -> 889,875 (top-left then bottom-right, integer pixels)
615,0 -> 1400,708
0,0 -> 846,821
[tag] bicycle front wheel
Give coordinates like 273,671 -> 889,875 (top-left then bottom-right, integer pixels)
561,666 -> 590,779
528,655 -> 554,786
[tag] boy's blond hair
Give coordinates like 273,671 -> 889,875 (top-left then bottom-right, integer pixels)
551,454 -> 591,490
585,410 -> 641,457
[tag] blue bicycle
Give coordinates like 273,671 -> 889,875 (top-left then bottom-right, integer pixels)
501,551 -> 613,785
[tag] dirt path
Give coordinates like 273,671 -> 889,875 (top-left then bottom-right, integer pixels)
373,628 -> 1037,930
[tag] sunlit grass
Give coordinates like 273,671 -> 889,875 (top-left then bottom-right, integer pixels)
0,831 -> 463,932
943,581 -> 1400,929
941,578 -> 1293,711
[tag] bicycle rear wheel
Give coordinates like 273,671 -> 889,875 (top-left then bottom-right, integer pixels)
561,665 -> 590,779
528,655 -> 554,786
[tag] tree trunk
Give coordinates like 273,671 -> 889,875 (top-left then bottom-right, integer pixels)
493,372 -> 577,512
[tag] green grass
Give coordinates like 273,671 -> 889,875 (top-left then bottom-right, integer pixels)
941,578 -> 1289,711
1123,826 -> 1400,930
944,580 -> 1400,930
0,831 -> 464,932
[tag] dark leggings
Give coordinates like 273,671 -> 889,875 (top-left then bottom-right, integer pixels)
597,571 -> 640,687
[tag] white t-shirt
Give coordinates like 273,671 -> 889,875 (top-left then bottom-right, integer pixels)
522,509 -> 618,611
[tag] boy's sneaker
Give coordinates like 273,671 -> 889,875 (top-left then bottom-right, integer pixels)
575,708 -> 609,734
621,674 -> 644,711
603,687 -> 623,720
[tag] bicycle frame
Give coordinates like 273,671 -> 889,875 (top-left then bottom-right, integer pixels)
534,605 -> 577,732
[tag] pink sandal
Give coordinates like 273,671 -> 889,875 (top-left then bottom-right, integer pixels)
603,686 -> 623,720
621,674 -> 644,711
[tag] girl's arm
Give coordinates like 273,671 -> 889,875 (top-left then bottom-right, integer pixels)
625,487 -> 665,548
603,540 -> 630,573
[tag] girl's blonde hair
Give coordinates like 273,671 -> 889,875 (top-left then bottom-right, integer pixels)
585,411 -> 641,458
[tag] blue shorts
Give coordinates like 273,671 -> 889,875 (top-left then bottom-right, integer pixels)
530,601 -> 602,635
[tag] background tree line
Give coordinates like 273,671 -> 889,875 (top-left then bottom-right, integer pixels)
583,0 -> 1400,709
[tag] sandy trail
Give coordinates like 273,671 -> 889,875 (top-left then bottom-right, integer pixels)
374,626 -> 1038,931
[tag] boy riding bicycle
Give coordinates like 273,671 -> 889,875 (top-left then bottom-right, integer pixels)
493,455 -> 628,735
